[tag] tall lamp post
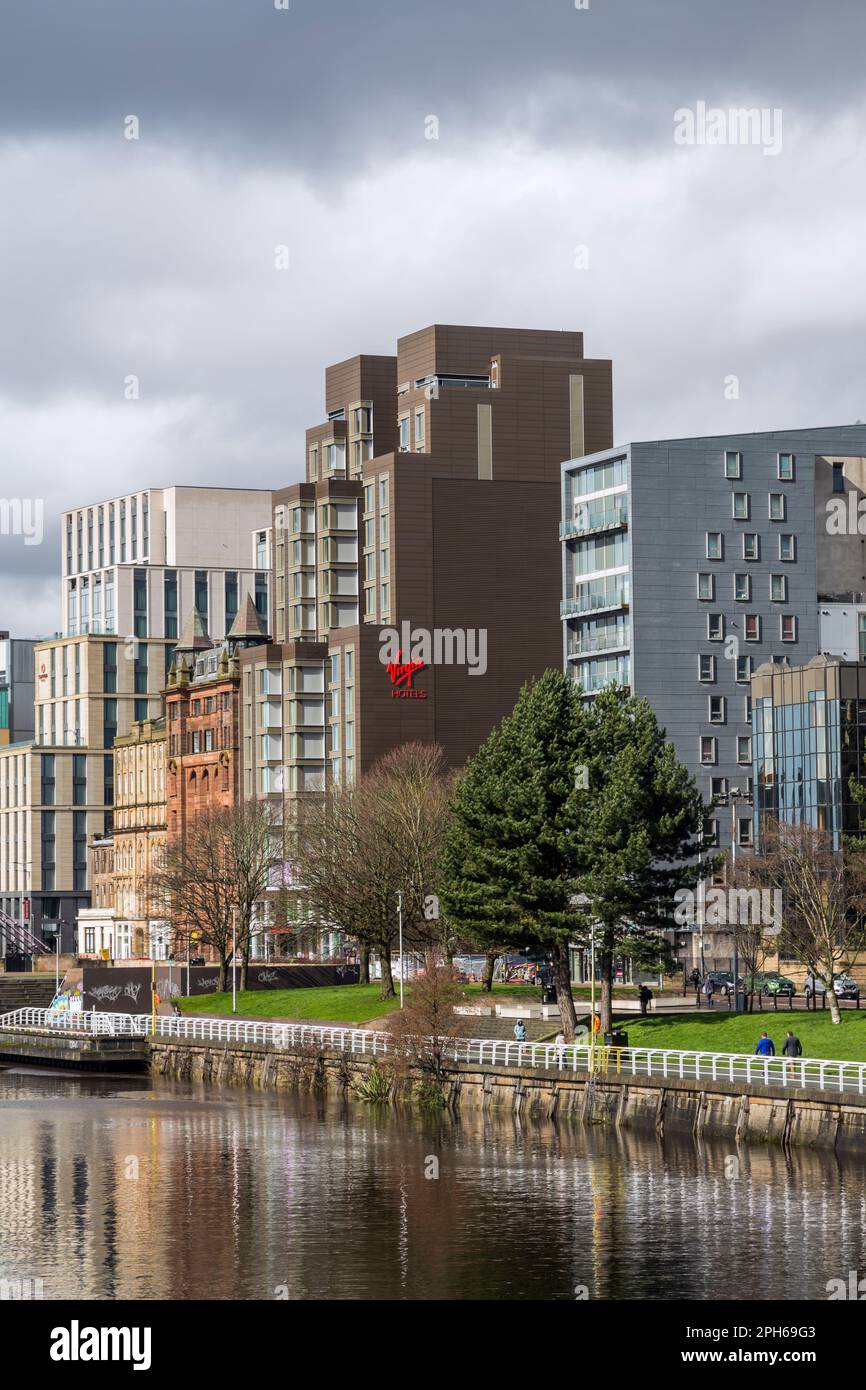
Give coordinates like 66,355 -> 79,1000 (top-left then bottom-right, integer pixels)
396,890 -> 404,1008
729,786 -> 753,1012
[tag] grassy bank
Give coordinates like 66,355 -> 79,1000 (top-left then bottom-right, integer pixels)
618,1010 -> 866,1063
176,980 -> 538,1025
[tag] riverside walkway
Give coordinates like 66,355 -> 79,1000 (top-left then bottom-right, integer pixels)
1,1006 -> 865,1097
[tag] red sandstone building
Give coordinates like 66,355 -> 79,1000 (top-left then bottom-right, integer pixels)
166,600 -> 268,846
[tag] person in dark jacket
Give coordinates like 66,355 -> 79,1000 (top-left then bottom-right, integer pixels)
638,984 -> 653,1016
703,978 -> 715,1008
754,1032 -> 776,1056
782,1031 -> 803,1057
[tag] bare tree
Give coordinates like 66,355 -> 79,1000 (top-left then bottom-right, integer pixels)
289,743 -> 453,1000
725,851 -> 778,1012
387,961 -> 472,1087
151,802 -> 281,993
746,818 -> 866,1024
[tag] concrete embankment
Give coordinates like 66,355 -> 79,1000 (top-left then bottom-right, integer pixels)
148,1036 -> 866,1151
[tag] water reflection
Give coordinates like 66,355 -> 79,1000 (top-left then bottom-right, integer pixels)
0,1070 -> 862,1301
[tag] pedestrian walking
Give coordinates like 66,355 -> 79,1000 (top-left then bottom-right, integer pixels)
703,977 -> 715,1008
554,1029 -> 566,1070
514,1019 -> 527,1042
754,1031 -> 776,1056
782,1030 -> 802,1057
638,984 -> 653,1016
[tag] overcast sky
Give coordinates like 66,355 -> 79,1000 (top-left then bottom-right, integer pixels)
2,0 -> 866,636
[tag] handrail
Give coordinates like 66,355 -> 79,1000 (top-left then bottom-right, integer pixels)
0,1008 -> 863,1096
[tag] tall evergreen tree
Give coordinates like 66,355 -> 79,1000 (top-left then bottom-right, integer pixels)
569,686 -> 707,1031
440,670 -> 588,1036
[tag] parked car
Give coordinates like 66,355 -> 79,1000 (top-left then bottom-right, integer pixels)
763,974 -> 796,997
803,973 -> 860,1000
704,971 -> 743,998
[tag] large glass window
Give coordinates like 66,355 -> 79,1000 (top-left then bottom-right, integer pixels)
572,457 -> 628,496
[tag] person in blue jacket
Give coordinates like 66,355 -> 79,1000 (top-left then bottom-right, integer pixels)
755,1031 -> 776,1056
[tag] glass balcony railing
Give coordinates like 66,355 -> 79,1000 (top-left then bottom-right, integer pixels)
560,577 -> 630,618
567,626 -> 631,658
560,494 -> 628,540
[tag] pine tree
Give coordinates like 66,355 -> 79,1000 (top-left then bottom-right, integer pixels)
570,686 -> 707,1031
440,670 -> 588,1036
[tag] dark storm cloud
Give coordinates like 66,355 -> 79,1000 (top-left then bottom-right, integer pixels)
1,0 -> 864,165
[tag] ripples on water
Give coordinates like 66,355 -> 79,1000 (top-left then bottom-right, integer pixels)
0,1069 -> 862,1301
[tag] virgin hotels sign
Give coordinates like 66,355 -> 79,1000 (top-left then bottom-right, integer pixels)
386,650 -> 428,700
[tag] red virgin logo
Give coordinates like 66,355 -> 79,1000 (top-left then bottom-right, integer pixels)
386,650 -> 428,699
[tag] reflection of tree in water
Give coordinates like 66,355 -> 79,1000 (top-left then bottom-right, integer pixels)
1,1074 -> 866,1299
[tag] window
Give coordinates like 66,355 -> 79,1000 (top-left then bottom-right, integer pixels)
743,695 -> 752,720
700,737 -> 717,765
707,613 -> 724,641
204,729 -> 214,752
699,654 -> 715,682
330,653 -> 340,684
742,533 -> 759,561
770,574 -> 786,602
697,573 -> 714,600
379,478 -> 388,510
364,484 -> 374,513
225,572 -> 238,634
732,492 -> 750,520
703,817 -> 719,847
195,571 -> 209,623
103,643 -> 117,694
769,493 -> 786,520
398,416 -> 410,450
104,700 -> 117,748
724,450 -> 742,479
833,462 -> 845,493
41,754 -> 55,806
744,615 -> 760,641
133,568 -> 147,638
345,650 -> 354,681
709,696 -> 725,723
781,615 -> 797,642
736,655 -> 752,683
734,574 -> 750,601
778,453 -> 794,481
379,513 -> 389,545
737,735 -> 752,764
737,818 -> 753,848
706,532 -> 723,560
711,777 -> 727,799
779,534 -> 796,561
414,408 -> 425,450
73,754 -> 87,805
164,570 -> 178,640
380,582 -> 389,613
309,447 -> 319,479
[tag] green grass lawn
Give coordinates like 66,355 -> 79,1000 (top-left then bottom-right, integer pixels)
176,984 -> 401,1024
618,1010 -> 866,1063
175,979 -> 539,1025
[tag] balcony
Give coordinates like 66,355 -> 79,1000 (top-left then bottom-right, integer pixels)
567,628 -> 631,659
560,495 -> 628,541
561,583 -> 629,619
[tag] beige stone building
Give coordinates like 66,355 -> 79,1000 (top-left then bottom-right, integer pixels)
78,717 -> 167,960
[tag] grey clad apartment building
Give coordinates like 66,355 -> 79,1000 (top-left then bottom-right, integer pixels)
561,426 -> 866,973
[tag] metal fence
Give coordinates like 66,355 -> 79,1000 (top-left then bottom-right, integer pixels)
1,1007 -> 864,1096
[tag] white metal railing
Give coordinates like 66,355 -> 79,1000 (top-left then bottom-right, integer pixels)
0,1008 -> 864,1096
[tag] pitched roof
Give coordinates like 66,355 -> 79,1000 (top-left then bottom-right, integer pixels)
175,608 -> 212,653
227,594 -> 268,642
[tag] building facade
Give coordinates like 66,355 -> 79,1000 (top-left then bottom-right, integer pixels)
245,322 -> 613,806
61,486 -> 272,642
0,633 -> 36,745
560,425 -> 866,973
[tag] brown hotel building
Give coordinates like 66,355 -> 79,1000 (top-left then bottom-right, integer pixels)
241,323 -> 613,827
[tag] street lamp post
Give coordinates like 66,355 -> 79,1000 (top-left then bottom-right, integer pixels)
231,909 -> 237,1015
729,787 -> 753,1012
396,890 -> 404,1008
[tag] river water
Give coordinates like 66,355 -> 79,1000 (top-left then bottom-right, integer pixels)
0,1069 -> 863,1301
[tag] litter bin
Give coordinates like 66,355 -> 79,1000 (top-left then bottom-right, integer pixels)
543,985 -> 557,1004
604,1030 -> 628,1048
